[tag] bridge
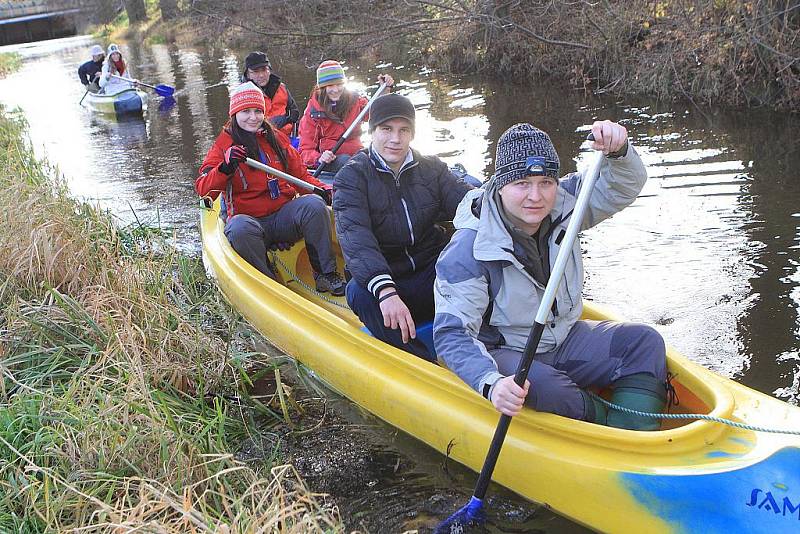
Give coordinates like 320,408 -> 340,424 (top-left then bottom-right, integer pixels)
0,1 -> 93,45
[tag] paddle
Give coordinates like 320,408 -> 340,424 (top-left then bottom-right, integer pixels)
79,89 -> 89,106
111,74 -> 175,97
244,158 -> 331,203
311,81 -> 389,178
434,134 -> 606,533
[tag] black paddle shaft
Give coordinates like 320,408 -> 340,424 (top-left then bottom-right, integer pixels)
311,127 -> 347,178
472,320 -> 546,499
312,135 -> 349,178
469,132 -> 600,502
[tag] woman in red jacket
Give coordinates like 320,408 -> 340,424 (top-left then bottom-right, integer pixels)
196,82 -> 345,296
298,60 -> 394,174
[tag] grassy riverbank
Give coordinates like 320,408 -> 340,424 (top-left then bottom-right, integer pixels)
0,53 -> 21,78
135,0 -> 797,112
0,107 -> 341,531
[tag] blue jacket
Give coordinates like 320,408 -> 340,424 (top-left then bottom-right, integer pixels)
77,59 -> 103,86
333,146 -> 472,297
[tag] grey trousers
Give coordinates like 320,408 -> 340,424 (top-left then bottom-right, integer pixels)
224,195 -> 335,278
491,320 -> 667,421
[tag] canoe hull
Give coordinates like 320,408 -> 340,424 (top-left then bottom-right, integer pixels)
83,88 -> 147,116
200,202 -> 800,532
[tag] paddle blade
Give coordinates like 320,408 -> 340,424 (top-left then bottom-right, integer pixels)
155,84 -> 175,97
434,496 -> 485,534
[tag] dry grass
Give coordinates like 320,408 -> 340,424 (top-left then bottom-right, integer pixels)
0,52 -> 22,78
0,108 -> 343,531
182,0 -> 799,111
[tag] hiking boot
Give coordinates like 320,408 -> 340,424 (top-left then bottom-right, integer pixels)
315,271 -> 346,296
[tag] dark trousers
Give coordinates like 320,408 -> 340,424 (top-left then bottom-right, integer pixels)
346,260 -> 437,361
224,195 -> 335,278
491,320 -> 667,420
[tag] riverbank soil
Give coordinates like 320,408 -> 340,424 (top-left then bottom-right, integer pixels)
132,0 -> 798,112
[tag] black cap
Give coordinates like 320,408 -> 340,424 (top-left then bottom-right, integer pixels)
368,94 -> 416,131
244,51 -> 271,71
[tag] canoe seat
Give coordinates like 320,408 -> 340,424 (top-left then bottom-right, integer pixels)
360,320 -> 437,359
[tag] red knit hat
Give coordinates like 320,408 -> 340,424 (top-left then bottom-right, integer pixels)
229,81 -> 265,117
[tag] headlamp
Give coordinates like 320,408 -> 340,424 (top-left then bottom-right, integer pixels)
524,156 -> 560,178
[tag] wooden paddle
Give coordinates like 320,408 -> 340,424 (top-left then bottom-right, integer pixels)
311,81 -> 389,178
434,134 -> 606,533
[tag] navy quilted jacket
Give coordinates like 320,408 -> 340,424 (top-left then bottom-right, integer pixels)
333,147 -> 472,297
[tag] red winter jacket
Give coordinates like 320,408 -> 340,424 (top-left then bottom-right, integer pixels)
298,93 -> 369,167
265,83 -> 293,135
196,127 -> 326,219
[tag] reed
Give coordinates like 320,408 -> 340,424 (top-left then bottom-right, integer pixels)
0,108 -> 342,531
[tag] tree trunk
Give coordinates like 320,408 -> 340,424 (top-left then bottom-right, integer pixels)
124,0 -> 147,23
159,0 -> 179,20
92,0 -> 118,24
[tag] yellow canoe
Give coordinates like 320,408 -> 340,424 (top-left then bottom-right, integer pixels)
200,200 -> 800,532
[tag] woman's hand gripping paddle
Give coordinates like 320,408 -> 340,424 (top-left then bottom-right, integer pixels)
244,158 -> 332,204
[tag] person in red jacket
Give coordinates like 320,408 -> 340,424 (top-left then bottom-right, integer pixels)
241,51 -> 299,137
196,82 -> 345,296
298,60 -> 394,174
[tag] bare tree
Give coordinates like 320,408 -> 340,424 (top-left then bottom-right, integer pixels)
91,0 -> 118,23
124,0 -> 147,23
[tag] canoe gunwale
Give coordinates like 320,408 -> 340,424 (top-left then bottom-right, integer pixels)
201,200 -> 800,532
201,203 -> 747,453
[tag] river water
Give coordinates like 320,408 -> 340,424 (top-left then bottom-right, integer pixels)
1,35 -> 798,532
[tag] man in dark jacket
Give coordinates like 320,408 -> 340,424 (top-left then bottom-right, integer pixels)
77,44 -> 105,93
333,94 -> 473,360
241,51 -> 300,136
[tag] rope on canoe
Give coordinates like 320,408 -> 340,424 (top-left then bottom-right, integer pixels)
590,393 -> 800,436
269,253 -> 351,310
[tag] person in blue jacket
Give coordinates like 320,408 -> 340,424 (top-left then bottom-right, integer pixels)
77,44 -> 104,93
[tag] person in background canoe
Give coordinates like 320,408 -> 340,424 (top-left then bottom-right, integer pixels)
434,122 -> 668,430
77,44 -> 104,93
333,94 -> 473,361
98,44 -> 137,95
299,60 -> 394,175
240,51 -> 299,137
195,82 -> 345,296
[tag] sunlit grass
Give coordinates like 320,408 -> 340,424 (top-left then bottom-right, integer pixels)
0,107 -> 342,531
0,52 -> 22,78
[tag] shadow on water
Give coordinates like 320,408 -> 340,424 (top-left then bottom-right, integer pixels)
0,34 -> 798,531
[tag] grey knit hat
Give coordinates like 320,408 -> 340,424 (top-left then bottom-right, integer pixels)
493,123 -> 560,189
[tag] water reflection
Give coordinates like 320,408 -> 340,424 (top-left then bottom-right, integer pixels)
0,33 -> 798,530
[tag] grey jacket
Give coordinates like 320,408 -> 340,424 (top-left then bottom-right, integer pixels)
433,146 -> 648,398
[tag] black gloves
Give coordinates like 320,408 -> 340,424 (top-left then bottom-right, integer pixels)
218,145 -> 248,175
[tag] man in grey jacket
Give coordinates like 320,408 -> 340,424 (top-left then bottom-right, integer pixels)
433,121 -> 667,430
